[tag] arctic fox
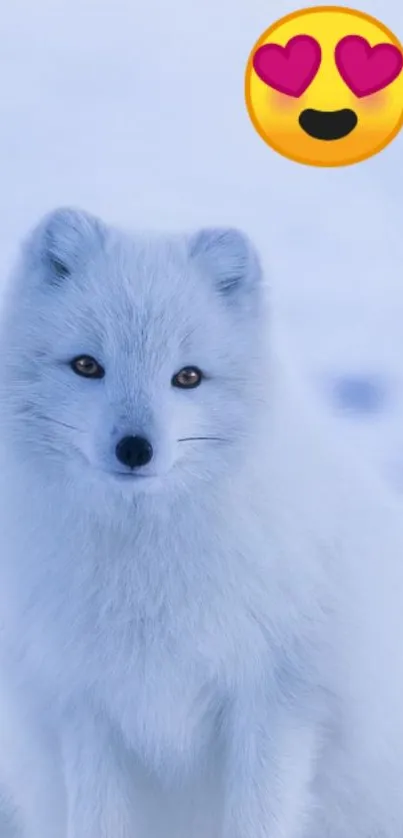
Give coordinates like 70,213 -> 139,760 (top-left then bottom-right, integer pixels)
0,208 -> 403,838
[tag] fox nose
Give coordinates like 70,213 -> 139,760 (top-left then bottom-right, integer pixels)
115,435 -> 153,469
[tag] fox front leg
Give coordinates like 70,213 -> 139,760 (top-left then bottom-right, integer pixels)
62,706 -> 136,838
223,690 -> 317,838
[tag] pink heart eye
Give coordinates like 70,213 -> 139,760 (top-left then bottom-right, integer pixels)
335,35 -> 403,98
253,35 -> 322,98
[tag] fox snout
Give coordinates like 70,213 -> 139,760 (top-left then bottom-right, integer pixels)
115,435 -> 154,470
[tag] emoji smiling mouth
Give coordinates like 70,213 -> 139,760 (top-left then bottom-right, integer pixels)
298,108 -> 358,140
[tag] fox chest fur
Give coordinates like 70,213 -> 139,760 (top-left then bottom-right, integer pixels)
0,481 -> 299,772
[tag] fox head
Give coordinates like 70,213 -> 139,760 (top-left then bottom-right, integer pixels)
0,208 -> 268,500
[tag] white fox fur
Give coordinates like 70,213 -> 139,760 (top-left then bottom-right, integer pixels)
0,208 -> 402,838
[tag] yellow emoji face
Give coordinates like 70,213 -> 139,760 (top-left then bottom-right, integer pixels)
245,6 -> 403,167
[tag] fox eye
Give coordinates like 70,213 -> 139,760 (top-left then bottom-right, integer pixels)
172,366 -> 203,389
70,355 -> 105,379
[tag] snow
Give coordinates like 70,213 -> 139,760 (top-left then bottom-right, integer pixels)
1,0 -> 403,488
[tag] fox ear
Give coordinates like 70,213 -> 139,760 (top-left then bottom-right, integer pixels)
189,228 -> 262,302
26,207 -> 105,283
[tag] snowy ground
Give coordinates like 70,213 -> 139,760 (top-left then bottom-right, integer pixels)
1,0 -> 403,488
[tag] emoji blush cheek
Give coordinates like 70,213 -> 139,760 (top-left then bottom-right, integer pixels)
270,91 -> 300,112
358,91 -> 387,111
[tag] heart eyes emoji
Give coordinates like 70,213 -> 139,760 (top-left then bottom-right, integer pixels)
245,7 -> 403,166
253,34 -> 403,98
